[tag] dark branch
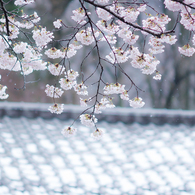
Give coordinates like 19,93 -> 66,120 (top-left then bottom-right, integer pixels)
83,0 -> 176,38
0,0 -> 10,36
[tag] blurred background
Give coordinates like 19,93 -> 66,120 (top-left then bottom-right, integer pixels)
1,0 -> 195,110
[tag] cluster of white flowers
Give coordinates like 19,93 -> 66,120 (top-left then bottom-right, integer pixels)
73,83 -> 88,96
80,98 -> 88,107
165,0 -> 195,33
149,37 -> 165,55
99,35 -> 117,44
96,8 -> 112,21
3,0 -> 195,140
0,36 -> 47,74
153,73 -> 162,80
94,97 -> 115,114
71,7 -> 89,25
61,126 -> 77,137
104,83 -> 125,95
96,0 -> 110,4
53,19 -> 62,29
59,78 -> 77,90
142,15 -> 170,34
45,47 -> 63,59
14,0 -> 34,6
129,47 -> 160,75
117,28 -> 139,45
45,45 -> 82,60
96,20 -> 119,35
120,90 -> 129,101
48,103 -> 64,114
59,69 -> 79,90
80,114 -> 98,127
32,27 -> 54,48
106,47 -> 130,64
76,28 -> 99,45
0,84 -> 9,99
13,42 -> 27,54
91,129 -> 104,140
129,97 -> 145,108
121,7 -> 140,23
164,0 -> 183,12
45,84 -> 64,98
48,63 -> 65,76
178,44 -> 195,57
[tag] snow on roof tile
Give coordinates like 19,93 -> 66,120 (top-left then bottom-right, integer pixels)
0,103 -> 195,194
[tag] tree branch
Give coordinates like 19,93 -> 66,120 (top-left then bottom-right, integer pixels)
0,0 -> 10,36
83,0 -> 176,38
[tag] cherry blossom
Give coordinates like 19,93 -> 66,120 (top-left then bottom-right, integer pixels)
103,83 -> 125,95
120,90 -> 129,101
153,73 -> 162,80
149,37 -> 165,54
48,63 -> 65,76
0,84 -> 9,99
2,0 -> 195,134
121,7 -> 140,23
32,27 -> 54,48
13,42 -> 27,54
48,103 -> 64,114
96,8 -> 112,21
66,69 -> 79,81
14,0 -> 34,6
69,41 -> 83,50
74,83 -> 88,96
0,37 -> 9,55
61,126 -> 77,137
95,97 -> 115,114
59,78 -> 76,90
94,103 -> 106,114
71,7 -> 88,25
178,44 -> 195,57
99,35 -> 117,44
180,12 -> 195,31
80,114 -> 97,127
141,59 -> 160,75
76,28 -> 99,45
96,20 -> 119,35
0,53 -> 20,71
164,0 -> 182,12
96,0 -> 109,4
91,129 -> 104,140
8,25 -> 20,39
80,98 -> 88,107
129,97 -> 145,108
137,4 -> 147,12
106,47 -> 130,64
45,84 -> 64,98
53,19 -> 62,29
142,16 -> 167,34
161,34 -> 177,45
61,47 -> 77,59
117,28 -> 139,45
45,47 -> 63,59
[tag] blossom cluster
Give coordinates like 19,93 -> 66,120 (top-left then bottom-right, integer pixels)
0,83 -> 9,100
61,126 -> 77,137
2,0 -> 195,140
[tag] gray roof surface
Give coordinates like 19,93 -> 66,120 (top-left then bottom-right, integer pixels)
0,103 -> 195,195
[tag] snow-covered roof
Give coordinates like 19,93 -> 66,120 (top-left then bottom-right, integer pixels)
0,103 -> 195,194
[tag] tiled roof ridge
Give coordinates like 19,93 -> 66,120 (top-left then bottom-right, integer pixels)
0,102 -> 195,125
